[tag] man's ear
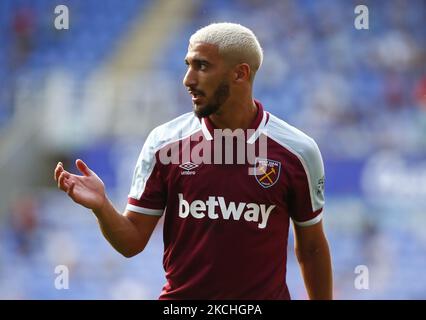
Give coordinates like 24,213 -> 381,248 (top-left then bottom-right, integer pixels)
234,63 -> 251,82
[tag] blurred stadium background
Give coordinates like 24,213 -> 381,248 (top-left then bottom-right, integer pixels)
0,0 -> 425,299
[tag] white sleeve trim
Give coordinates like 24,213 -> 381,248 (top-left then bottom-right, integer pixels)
125,204 -> 164,216
265,114 -> 325,213
292,212 -> 323,227
129,113 -> 201,200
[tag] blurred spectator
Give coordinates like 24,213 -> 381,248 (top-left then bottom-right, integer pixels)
384,72 -> 407,111
414,75 -> 426,110
9,195 -> 39,256
11,7 -> 36,69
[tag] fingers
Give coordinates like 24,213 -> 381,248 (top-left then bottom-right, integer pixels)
54,162 -> 64,182
57,171 -> 71,192
54,162 -> 72,190
76,159 -> 92,177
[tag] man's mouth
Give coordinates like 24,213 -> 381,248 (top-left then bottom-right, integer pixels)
189,90 -> 204,102
192,96 -> 203,103
189,90 -> 202,97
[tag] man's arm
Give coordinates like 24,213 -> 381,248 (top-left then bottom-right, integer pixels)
293,220 -> 333,299
92,199 -> 160,258
54,159 -> 160,258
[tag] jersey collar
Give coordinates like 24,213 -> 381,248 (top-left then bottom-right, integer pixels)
201,99 -> 267,144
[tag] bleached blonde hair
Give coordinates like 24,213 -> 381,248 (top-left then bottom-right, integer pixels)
189,22 -> 263,80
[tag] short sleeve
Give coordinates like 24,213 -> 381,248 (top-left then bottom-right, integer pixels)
126,130 -> 167,216
288,138 -> 325,227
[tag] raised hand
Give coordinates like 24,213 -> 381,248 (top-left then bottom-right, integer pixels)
54,159 -> 106,211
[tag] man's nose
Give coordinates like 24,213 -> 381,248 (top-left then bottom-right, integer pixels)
183,68 -> 197,88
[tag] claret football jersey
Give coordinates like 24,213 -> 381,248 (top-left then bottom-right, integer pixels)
126,100 -> 325,299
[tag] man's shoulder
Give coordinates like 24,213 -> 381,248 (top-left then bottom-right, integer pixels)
264,113 -> 322,161
146,112 -> 201,150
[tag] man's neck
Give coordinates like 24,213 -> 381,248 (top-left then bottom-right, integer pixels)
208,96 -> 258,131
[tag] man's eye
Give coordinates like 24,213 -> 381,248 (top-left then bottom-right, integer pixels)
199,63 -> 207,70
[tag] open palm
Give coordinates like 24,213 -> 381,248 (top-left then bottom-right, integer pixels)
54,159 -> 106,211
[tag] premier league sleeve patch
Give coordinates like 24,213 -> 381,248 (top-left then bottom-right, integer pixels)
254,158 -> 281,188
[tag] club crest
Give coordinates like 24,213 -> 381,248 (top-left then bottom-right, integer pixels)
254,158 -> 281,188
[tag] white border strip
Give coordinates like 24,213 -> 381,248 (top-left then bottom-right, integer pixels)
201,118 -> 213,140
135,127 -> 202,199
267,134 -> 316,212
126,204 -> 164,216
247,111 -> 267,144
293,213 -> 323,227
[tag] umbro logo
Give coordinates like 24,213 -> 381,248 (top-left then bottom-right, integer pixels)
179,162 -> 198,175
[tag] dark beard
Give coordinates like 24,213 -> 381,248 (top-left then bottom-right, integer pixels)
193,82 -> 230,118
